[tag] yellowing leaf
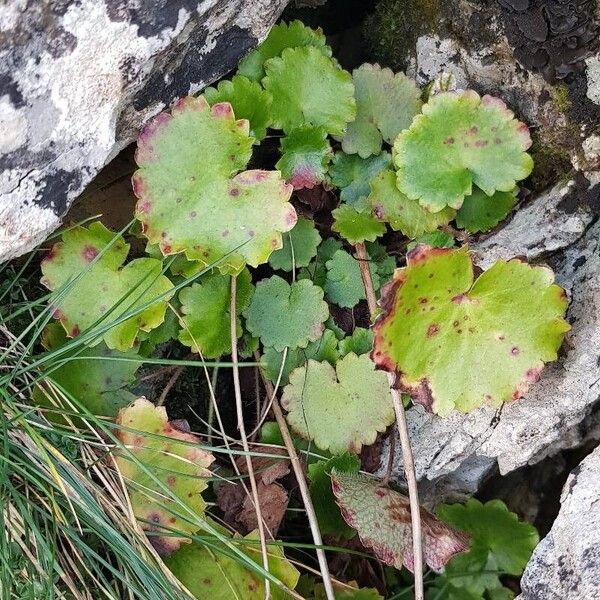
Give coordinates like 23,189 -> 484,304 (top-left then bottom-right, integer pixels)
331,470 -> 470,572
281,353 -> 395,454
372,246 -> 570,415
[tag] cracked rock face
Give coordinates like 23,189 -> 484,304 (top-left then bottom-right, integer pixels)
378,174 -> 600,502
0,0 -> 287,262
519,445 -> 600,599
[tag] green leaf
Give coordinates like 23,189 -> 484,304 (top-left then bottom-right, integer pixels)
263,46 -> 356,135
164,530 -> 300,600
332,203 -> 386,244
394,91 -> 533,211
308,454 -> 360,539
338,327 -> 374,357
366,240 -> 396,283
115,398 -> 214,556
368,170 -> 455,239
40,222 -> 174,351
407,231 -> 456,251
203,75 -> 273,141
341,64 -> 422,158
329,152 -> 391,205
237,20 -> 331,82
178,269 -> 253,358
281,353 -> 395,453
262,329 -> 339,386
269,216 -> 321,272
34,324 -> 139,419
276,125 -> 333,189
138,309 -> 180,356
330,470 -> 470,571
437,499 -> 539,576
455,187 -> 519,233
372,246 -> 569,415
325,249 -> 380,308
244,276 -> 329,351
133,96 -> 296,275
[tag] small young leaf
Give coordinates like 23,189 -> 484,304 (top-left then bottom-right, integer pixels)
332,203 -> 386,244
394,91 -> 533,211
329,151 -> 391,205
178,269 -> 253,358
330,470 -> 470,572
342,64 -> 422,158
406,231 -> 455,251
338,327 -> 374,357
368,170 -> 455,239
276,125 -> 333,189
244,276 -> 329,351
115,398 -> 214,556
308,454 -> 360,539
263,46 -> 356,135
437,499 -> 539,576
40,222 -> 174,351
281,353 -> 395,454
133,96 -> 296,274
165,529 -> 300,600
455,187 -> 519,233
269,217 -> 321,272
372,246 -> 570,415
325,249 -> 380,308
262,329 -> 339,386
237,19 -> 331,82
203,75 -> 273,141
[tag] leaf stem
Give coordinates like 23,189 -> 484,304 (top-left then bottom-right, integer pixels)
355,241 -> 424,600
255,353 -> 336,600
230,276 -> 271,600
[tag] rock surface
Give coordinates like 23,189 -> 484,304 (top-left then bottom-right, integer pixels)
519,445 -> 600,599
378,174 -> 600,501
0,0 -> 287,261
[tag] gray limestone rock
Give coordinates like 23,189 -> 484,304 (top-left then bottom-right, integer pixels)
0,0 -> 287,261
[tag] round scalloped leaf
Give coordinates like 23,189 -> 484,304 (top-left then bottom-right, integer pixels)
393,90 -> 533,211
40,222 -> 174,351
437,498 -> 538,576
341,64 -> 422,158
115,398 -> 214,556
203,75 -> 273,141
133,96 -> 296,275
456,187 -> 519,233
165,529 -> 299,600
368,170 -> 455,239
372,246 -> 570,415
263,46 -> 356,135
178,269 -> 253,358
330,470 -> 470,572
237,19 -> 331,82
325,249 -> 380,308
308,453 -> 360,539
244,276 -> 329,352
329,151 -> 391,205
268,216 -> 321,272
332,204 -> 386,244
276,125 -> 333,189
281,353 -> 395,454
262,329 -> 339,386
338,327 -> 374,358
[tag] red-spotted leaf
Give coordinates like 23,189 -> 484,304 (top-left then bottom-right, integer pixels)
133,96 -> 296,275
40,222 -> 174,351
372,246 -> 570,415
331,470 -> 470,572
115,398 -> 214,556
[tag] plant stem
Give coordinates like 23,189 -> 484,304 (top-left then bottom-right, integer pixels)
255,353 -> 337,600
230,276 -> 271,600
355,241 -> 424,600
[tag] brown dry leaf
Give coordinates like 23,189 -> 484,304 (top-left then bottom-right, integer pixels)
238,481 -> 289,534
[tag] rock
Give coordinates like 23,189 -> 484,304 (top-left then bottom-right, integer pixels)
0,0 -> 287,262
519,446 -> 600,599
378,176 -> 600,503
587,55 -> 600,105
